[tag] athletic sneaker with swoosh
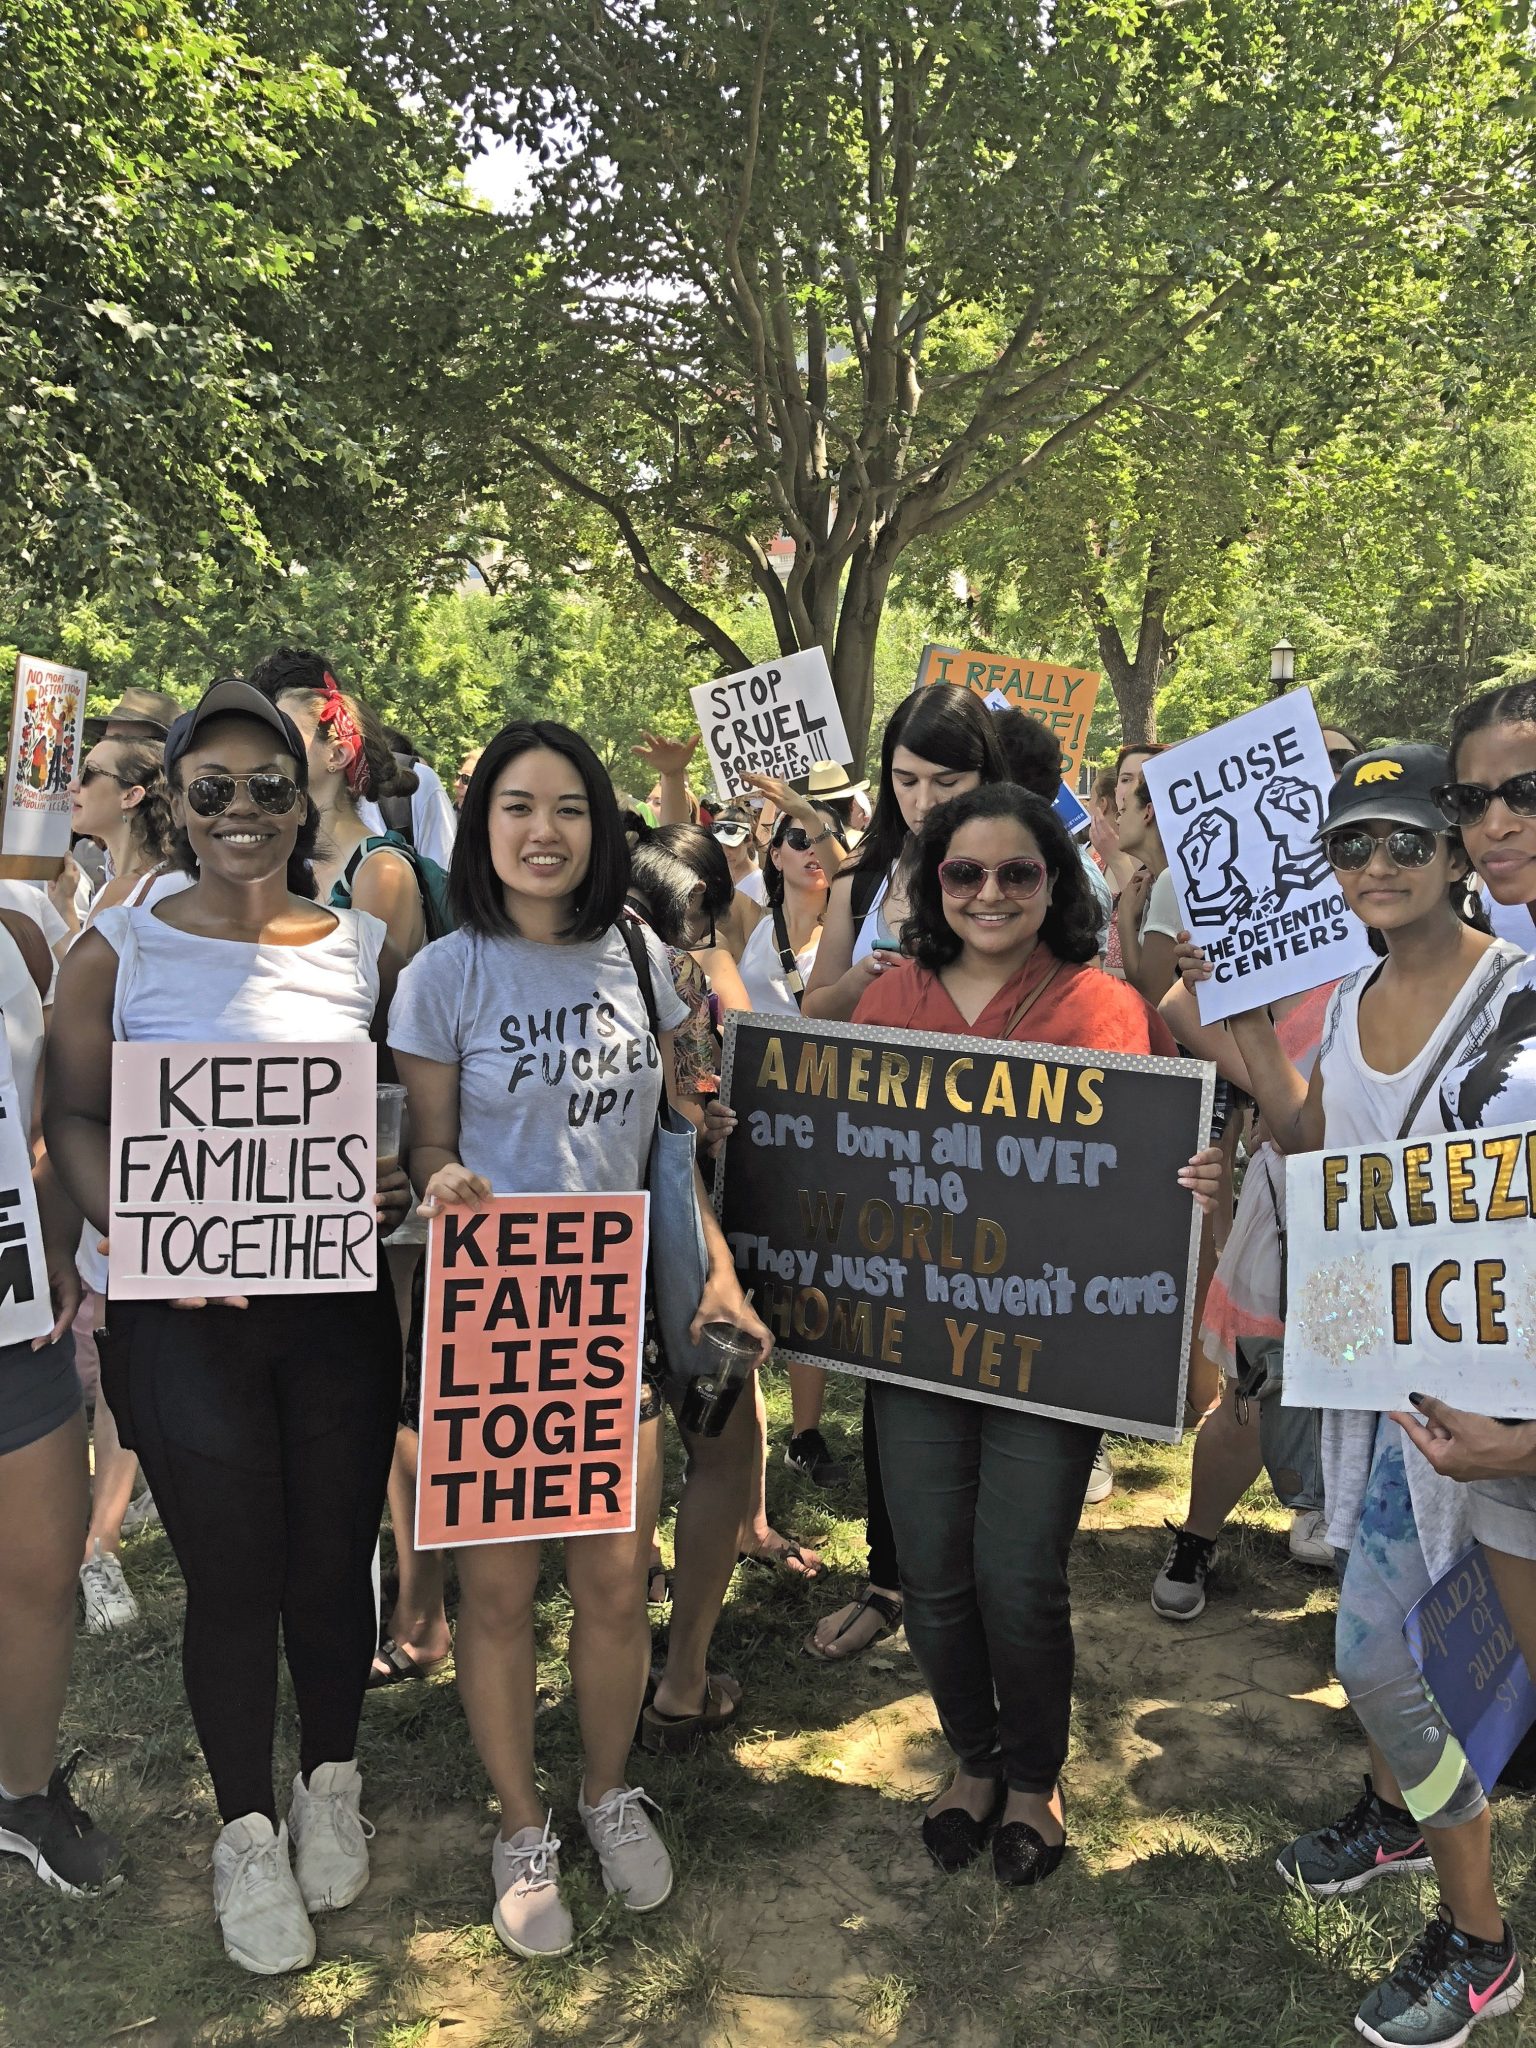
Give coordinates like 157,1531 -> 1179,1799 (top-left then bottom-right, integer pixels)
1276,1776 -> 1433,1897
1355,1904 -> 1523,2046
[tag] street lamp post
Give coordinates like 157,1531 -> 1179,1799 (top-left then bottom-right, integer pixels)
1269,636 -> 1296,696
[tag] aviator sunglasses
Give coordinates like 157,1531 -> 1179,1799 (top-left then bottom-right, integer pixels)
1433,771 -> 1536,827
936,855 -> 1047,901
1322,825 -> 1441,871
183,771 -> 301,819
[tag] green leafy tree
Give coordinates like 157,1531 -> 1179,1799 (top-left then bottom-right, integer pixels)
434,0 -> 1518,757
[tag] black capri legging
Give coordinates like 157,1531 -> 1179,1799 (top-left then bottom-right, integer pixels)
100,1282 -> 400,1825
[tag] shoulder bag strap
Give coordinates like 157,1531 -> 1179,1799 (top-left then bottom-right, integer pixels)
999,957 -> 1064,1041
1393,948 -> 1523,1140
771,901 -> 806,1010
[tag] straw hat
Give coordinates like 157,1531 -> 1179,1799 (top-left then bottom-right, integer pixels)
804,760 -> 870,801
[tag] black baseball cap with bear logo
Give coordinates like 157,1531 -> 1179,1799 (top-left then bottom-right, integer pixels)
1315,743 -> 1451,840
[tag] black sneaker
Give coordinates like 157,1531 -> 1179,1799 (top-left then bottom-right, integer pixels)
1355,1904 -> 1523,2045
784,1429 -> 848,1488
1276,1775 -> 1432,1898
1150,1521 -> 1217,1621
0,1752 -> 125,1895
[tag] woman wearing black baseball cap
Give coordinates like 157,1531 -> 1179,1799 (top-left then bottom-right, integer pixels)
44,680 -> 410,1977
1178,739 -> 1528,2046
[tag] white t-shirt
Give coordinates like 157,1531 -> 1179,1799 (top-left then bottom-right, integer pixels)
0,879 -> 68,954
388,922 -> 687,1197
359,761 -> 457,871
1440,953 -> 1536,1129
737,869 -> 767,906
1138,868 -> 1181,943
738,912 -> 820,1016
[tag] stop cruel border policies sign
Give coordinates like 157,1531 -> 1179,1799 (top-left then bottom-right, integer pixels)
716,1014 -> 1213,1441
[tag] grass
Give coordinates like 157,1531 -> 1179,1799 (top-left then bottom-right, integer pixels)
8,1373 -> 1536,2047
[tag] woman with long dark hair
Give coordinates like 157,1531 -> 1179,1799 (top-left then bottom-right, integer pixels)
45,680 -> 409,1975
1189,743 -> 1526,2046
853,782 -> 1214,1882
390,720 -> 769,1959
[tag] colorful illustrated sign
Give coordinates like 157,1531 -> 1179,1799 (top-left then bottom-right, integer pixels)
1143,690 -> 1374,1024
415,1195 -> 648,1547
717,1014 -> 1212,1440
0,1072 -> 53,1347
108,1042 -> 378,1298
1285,1118 -> 1536,1414
1405,1546 -> 1536,1793
690,647 -> 854,801
916,644 -> 1101,778
4,654 -> 87,860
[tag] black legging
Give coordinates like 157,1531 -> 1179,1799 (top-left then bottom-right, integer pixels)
100,1285 -> 399,1825
863,1384 -> 900,1588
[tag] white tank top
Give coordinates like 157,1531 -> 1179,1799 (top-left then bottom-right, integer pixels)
92,902 -> 385,1047
1317,940 -> 1525,1146
850,869 -> 897,964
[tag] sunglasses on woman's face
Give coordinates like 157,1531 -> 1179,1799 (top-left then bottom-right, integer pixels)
1323,825 -> 1441,871
936,856 -> 1047,901
1434,772 -> 1536,826
184,771 -> 301,819
780,826 -> 821,852
78,762 -> 121,787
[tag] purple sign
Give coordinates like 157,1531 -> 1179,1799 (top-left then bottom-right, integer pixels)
1404,1545 -> 1536,1790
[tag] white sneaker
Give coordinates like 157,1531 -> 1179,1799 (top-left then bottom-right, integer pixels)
288,1761 -> 373,1912
1288,1508 -> 1334,1568
120,1490 -> 160,1534
578,1784 -> 673,1912
211,1815 -> 315,1975
1083,1441 -> 1114,1506
491,1815 -> 575,1958
80,1541 -> 139,1633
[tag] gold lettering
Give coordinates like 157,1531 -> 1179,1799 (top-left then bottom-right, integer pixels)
1427,1261 -> 1461,1342
978,1327 -> 1003,1389
796,1287 -> 830,1341
1403,1144 -> 1437,1227
1323,1155 -> 1349,1233
880,1306 -> 905,1365
1026,1064 -> 1067,1123
1476,1260 -> 1509,1346
1013,1332 -> 1042,1393
756,1038 -> 788,1090
915,1055 -> 934,1110
846,1046 -> 872,1104
876,1050 -> 910,1108
901,1206 -> 932,1262
1358,1154 -> 1397,1231
981,1061 -> 1016,1117
829,1297 -> 873,1356
794,1042 -> 839,1098
945,1318 -> 977,1377
974,1217 -> 1007,1274
1074,1069 -> 1104,1126
1446,1139 -> 1477,1222
858,1199 -> 895,1252
1484,1136 -> 1528,1221
944,1058 -> 974,1112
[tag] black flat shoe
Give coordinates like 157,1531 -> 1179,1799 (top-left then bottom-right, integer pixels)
992,1820 -> 1067,1887
921,1782 -> 1006,1873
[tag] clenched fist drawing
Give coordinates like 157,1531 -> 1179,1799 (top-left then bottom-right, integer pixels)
1177,808 -> 1253,928
1256,774 -> 1330,903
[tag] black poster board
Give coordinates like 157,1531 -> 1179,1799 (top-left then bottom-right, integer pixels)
717,1014 -> 1214,1441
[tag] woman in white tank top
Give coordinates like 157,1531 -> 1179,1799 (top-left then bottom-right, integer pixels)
1183,743 -> 1526,2041
44,679 -> 408,1979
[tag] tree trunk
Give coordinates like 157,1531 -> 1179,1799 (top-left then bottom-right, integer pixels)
1095,624 -> 1163,745
832,545 -> 896,764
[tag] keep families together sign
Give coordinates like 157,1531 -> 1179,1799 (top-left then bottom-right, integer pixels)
1144,690 -> 1374,1023
415,1195 -> 648,1547
108,1042 -> 378,1298
716,1014 -> 1212,1440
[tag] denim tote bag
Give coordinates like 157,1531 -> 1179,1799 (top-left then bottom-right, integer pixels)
617,917 -> 710,1379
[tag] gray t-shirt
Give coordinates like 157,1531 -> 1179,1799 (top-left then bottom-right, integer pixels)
388,923 -> 688,1196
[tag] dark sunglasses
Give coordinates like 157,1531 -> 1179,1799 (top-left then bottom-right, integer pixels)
184,771 -> 301,819
1433,772 -> 1536,827
1326,747 -> 1358,775
779,826 -> 824,852
1323,825 -> 1441,871
78,763 -> 124,788
937,855 -> 1047,901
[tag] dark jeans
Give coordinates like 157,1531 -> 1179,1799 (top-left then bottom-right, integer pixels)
862,1384 -> 899,1588
873,1382 -> 1099,1794
100,1284 -> 399,1825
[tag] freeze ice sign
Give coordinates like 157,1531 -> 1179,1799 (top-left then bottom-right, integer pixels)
1143,691 -> 1374,1023
691,647 -> 854,801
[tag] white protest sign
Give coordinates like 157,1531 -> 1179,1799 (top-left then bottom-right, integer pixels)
109,1041 -> 378,1299
1143,690 -> 1374,1023
0,1075 -> 54,1347
1285,1119 -> 1536,1413
690,647 -> 853,802
4,654 -> 87,861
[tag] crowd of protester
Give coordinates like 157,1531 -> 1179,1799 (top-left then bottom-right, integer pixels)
4,652 -> 1536,2045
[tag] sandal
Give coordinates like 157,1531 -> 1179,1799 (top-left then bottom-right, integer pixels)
367,1638 -> 447,1689
802,1586 -> 903,1663
638,1672 -> 742,1755
737,1539 -> 825,1582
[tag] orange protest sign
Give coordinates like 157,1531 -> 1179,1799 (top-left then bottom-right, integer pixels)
916,644 -> 1101,778
415,1194 -> 649,1549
